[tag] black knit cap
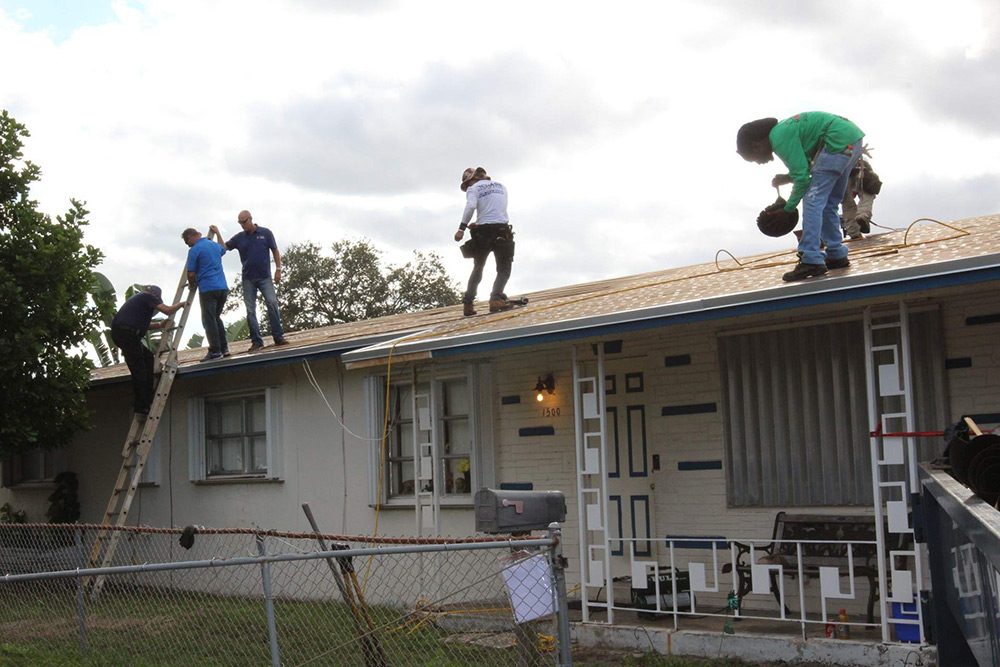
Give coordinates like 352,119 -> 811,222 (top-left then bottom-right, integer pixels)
736,118 -> 778,158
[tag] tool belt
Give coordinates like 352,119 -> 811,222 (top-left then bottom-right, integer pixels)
461,224 -> 515,261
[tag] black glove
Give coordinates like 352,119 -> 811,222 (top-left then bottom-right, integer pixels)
756,198 -> 799,237
179,525 -> 197,550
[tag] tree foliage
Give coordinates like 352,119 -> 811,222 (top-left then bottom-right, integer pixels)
0,110 -> 103,455
226,239 -> 461,331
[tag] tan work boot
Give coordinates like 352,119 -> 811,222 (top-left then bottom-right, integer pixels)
489,299 -> 513,313
463,303 -> 476,317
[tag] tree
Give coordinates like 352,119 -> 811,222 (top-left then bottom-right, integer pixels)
186,317 -> 249,349
87,272 -> 120,367
226,239 -> 461,331
0,110 -> 103,455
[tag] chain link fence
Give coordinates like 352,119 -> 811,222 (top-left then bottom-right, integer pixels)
0,523 -> 571,666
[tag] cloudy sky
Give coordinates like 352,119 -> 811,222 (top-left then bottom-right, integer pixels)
3,0 -> 1000,340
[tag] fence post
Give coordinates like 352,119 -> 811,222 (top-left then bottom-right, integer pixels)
74,528 -> 88,656
548,522 -> 573,667
255,533 -> 281,667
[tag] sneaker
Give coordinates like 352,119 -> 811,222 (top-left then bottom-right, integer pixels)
825,256 -> 850,270
489,299 -> 514,313
858,218 -> 871,234
273,337 -> 290,346
201,351 -> 224,362
463,303 -> 476,317
223,350 -> 232,358
247,343 -> 264,354
782,262 -> 828,282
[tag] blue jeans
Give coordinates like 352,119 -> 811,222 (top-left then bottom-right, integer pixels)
243,278 -> 284,346
798,140 -> 864,265
199,289 -> 229,354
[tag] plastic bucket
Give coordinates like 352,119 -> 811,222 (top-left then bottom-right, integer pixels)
891,601 -> 920,643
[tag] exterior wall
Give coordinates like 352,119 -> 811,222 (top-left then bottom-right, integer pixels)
4,280 -> 999,607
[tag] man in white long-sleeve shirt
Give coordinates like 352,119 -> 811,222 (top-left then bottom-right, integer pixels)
454,167 -> 514,316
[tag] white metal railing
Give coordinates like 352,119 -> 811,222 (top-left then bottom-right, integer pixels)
592,536 -> 919,642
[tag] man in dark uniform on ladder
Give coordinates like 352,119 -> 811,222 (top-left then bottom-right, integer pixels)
454,167 -> 515,316
110,285 -> 185,414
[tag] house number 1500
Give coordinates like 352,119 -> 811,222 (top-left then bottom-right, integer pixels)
542,407 -> 561,418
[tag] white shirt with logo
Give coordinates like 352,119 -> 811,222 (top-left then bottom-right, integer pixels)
461,180 -> 508,226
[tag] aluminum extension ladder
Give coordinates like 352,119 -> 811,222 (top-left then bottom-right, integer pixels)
87,249 -> 204,594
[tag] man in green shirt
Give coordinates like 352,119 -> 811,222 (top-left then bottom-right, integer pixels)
737,112 -> 865,281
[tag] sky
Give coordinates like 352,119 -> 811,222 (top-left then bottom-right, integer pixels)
2,0 -> 1000,343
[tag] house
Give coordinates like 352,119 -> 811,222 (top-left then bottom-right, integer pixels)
4,213 -> 1000,656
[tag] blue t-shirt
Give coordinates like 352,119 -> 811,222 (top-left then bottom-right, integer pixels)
186,238 -> 228,291
112,292 -> 163,334
226,226 -> 277,281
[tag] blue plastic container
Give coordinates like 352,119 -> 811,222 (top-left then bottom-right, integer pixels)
891,601 -> 920,642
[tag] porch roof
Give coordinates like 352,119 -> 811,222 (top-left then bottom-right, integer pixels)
90,213 -> 1000,384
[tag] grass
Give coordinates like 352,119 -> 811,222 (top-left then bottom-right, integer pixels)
0,584 -> 538,666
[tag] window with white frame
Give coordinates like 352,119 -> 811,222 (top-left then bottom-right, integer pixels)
188,388 -> 282,481
366,366 -> 492,505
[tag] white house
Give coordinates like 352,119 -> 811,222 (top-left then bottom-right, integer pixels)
5,214 -> 1000,649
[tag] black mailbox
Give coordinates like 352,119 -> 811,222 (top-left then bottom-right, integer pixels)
475,488 -> 567,534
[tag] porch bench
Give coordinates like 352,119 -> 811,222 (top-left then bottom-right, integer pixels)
721,512 -> 891,624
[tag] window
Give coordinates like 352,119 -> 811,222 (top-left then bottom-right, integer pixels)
2,447 -> 66,487
718,310 -> 945,507
366,365 -> 493,505
188,388 -> 282,481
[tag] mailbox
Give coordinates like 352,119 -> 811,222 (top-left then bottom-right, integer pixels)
475,488 -> 566,534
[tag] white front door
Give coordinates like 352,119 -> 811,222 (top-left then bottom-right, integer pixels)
604,363 -> 655,578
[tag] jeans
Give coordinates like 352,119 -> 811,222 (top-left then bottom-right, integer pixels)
798,140 -> 864,265
463,224 -> 514,304
243,277 -> 284,346
199,288 -> 230,355
111,325 -> 154,412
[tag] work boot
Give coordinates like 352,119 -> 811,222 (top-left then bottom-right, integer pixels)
858,218 -> 871,234
825,256 -> 850,270
463,303 -> 476,317
489,299 -> 514,313
273,337 -> 290,346
247,343 -> 264,353
782,262 -> 828,282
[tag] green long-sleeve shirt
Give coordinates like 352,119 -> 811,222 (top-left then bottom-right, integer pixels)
769,112 -> 864,211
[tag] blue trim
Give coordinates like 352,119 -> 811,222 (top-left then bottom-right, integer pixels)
519,426 -> 555,437
500,482 -> 534,490
662,403 -> 717,416
627,405 -> 648,477
966,313 -> 1000,326
945,357 -> 973,370
607,406 -> 620,478
625,372 -> 644,393
501,395 -> 521,405
677,460 -> 723,471
609,495 -> 623,556
631,495 -> 651,557
664,535 -> 729,550
664,354 -> 692,367
432,266 -> 1000,358
968,413 -> 1000,425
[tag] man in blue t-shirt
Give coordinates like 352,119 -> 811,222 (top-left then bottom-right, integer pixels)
210,210 -> 288,353
182,228 -> 230,361
111,285 -> 185,413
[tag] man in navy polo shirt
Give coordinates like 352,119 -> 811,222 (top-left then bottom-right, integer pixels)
182,228 -> 230,361
111,285 -> 185,413
210,210 -> 287,353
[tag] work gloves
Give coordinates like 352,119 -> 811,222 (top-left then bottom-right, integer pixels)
756,197 -> 799,238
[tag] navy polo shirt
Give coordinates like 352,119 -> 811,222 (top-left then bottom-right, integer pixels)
226,226 -> 277,281
112,292 -> 162,334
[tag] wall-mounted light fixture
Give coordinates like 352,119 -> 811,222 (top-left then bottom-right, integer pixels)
534,373 -> 555,402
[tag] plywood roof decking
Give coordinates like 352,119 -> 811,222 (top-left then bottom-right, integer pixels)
90,214 -> 1000,383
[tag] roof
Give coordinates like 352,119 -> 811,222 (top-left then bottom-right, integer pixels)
90,214 -> 1000,384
